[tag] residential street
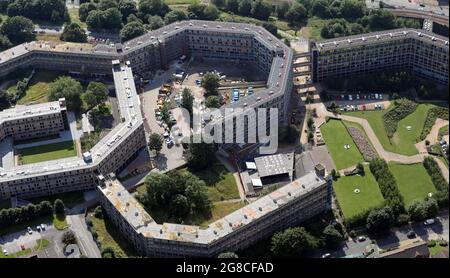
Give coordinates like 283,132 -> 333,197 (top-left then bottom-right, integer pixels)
66,214 -> 101,258
311,209 -> 449,258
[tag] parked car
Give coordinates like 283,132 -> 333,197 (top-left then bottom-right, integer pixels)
3,249 -> 8,256
406,231 -> 416,239
357,236 -> 366,242
27,227 -> 33,234
321,253 -> 332,258
424,219 -> 435,226
36,225 -> 41,232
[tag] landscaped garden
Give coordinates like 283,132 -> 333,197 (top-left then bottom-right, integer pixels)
17,140 -> 77,165
7,70 -> 61,105
332,165 -> 385,220
346,102 -> 437,156
320,119 -> 364,170
389,163 -> 436,207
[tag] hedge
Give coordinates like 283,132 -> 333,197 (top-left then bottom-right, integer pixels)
423,157 -> 449,207
369,158 -> 405,215
420,106 -> 449,140
383,99 -> 418,138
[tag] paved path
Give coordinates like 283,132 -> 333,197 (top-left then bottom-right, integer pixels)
66,214 -> 101,258
322,109 -> 449,182
415,118 -> 449,154
326,111 -> 426,164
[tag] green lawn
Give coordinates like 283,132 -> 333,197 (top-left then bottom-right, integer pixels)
189,164 -> 240,202
320,119 -> 365,170
88,214 -> 138,258
17,140 -> 77,165
346,103 -> 434,156
438,125 -> 449,140
13,70 -> 62,105
389,163 -> 437,207
429,243 -> 448,257
52,214 -> 68,230
68,8 -> 87,29
198,201 -> 246,229
333,165 -> 385,220
299,18 -> 332,40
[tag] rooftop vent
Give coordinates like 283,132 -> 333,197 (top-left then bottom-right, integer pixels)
418,32 -> 422,37
189,23 -> 193,26
273,199 -> 277,204
258,207 -> 262,212
244,215 -> 248,219
376,35 -> 380,39
348,39 -> 352,43
243,103 -> 247,107
288,192 -> 291,196
268,91 -> 274,95
135,212 -> 139,217
126,202 -> 130,207
361,37 -> 365,41
389,33 -> 393,37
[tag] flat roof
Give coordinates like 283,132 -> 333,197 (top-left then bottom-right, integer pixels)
254,153 -> 294,178
99,170 -> 327,245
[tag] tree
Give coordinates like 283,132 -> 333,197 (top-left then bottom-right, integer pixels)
86,82 -> 108,107
120,21 -> 145,41
203,4 -> 219,21
147,15 -> 164,30
311,0 -> 330,18
0,16 -> 35,45
356,163 -> 364,174
0,33 -> 12,51
285,2 -> 307,25
368,9 -> 396,31
212,0 -> 225,9
101,247 -> 116,258
0,89 -> 11,110
424,198 -> 439,219
366,206 -> 393,234
118,0 -> 137,21
81,90 -> 98,110
323,225 -> 344,247
127,13 -> 142,24
205,95 -> 220,108
60,23 -> 87,43
238,0 -> 252,16
276,1 -> 290,19
93,206 -> 103,219
79,2 -> 97,22
61,230 -> 77,246
201,72 -> 220,95
278,124 -> 299,144
225,0 -> 239,14
251,0 -> 272,21
53,199 -> 65,216
148,133 -> 163,154
97,0 -> 118,11
6,0 -> 67,23
408,199 -> 427,221
138,0 -> 169,18
48,76 -> 83,112
271,227 -> 318,257
218,252 -> 238,258
170,194 -> 190,218
181,88 -> 194,116
262,22 -> 278,37
186,136 -> 216,171
164,10 -> 187,24
340,0 -> 365,20
86,8 -> 123,30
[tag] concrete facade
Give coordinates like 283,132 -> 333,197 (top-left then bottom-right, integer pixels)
311,29 -> 449,85
99,169 -> 332,258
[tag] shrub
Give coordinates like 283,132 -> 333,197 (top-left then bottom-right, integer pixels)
382,99 -> 418,138
369,159 -> 405,215
427,240 -> 437,247
420,107 -> 449,140
423,157 -> 449,208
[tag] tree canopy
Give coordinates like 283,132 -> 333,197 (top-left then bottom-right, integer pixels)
0,16 -> 35,45
60,23 -> 87,43
201,72 -> 220,95
271,227 -> 318,257
120,20 -> 145,41
48,76 -> 84,112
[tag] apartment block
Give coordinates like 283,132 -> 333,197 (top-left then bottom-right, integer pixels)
311,29 -> 449,85
98,168 -> 332,258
